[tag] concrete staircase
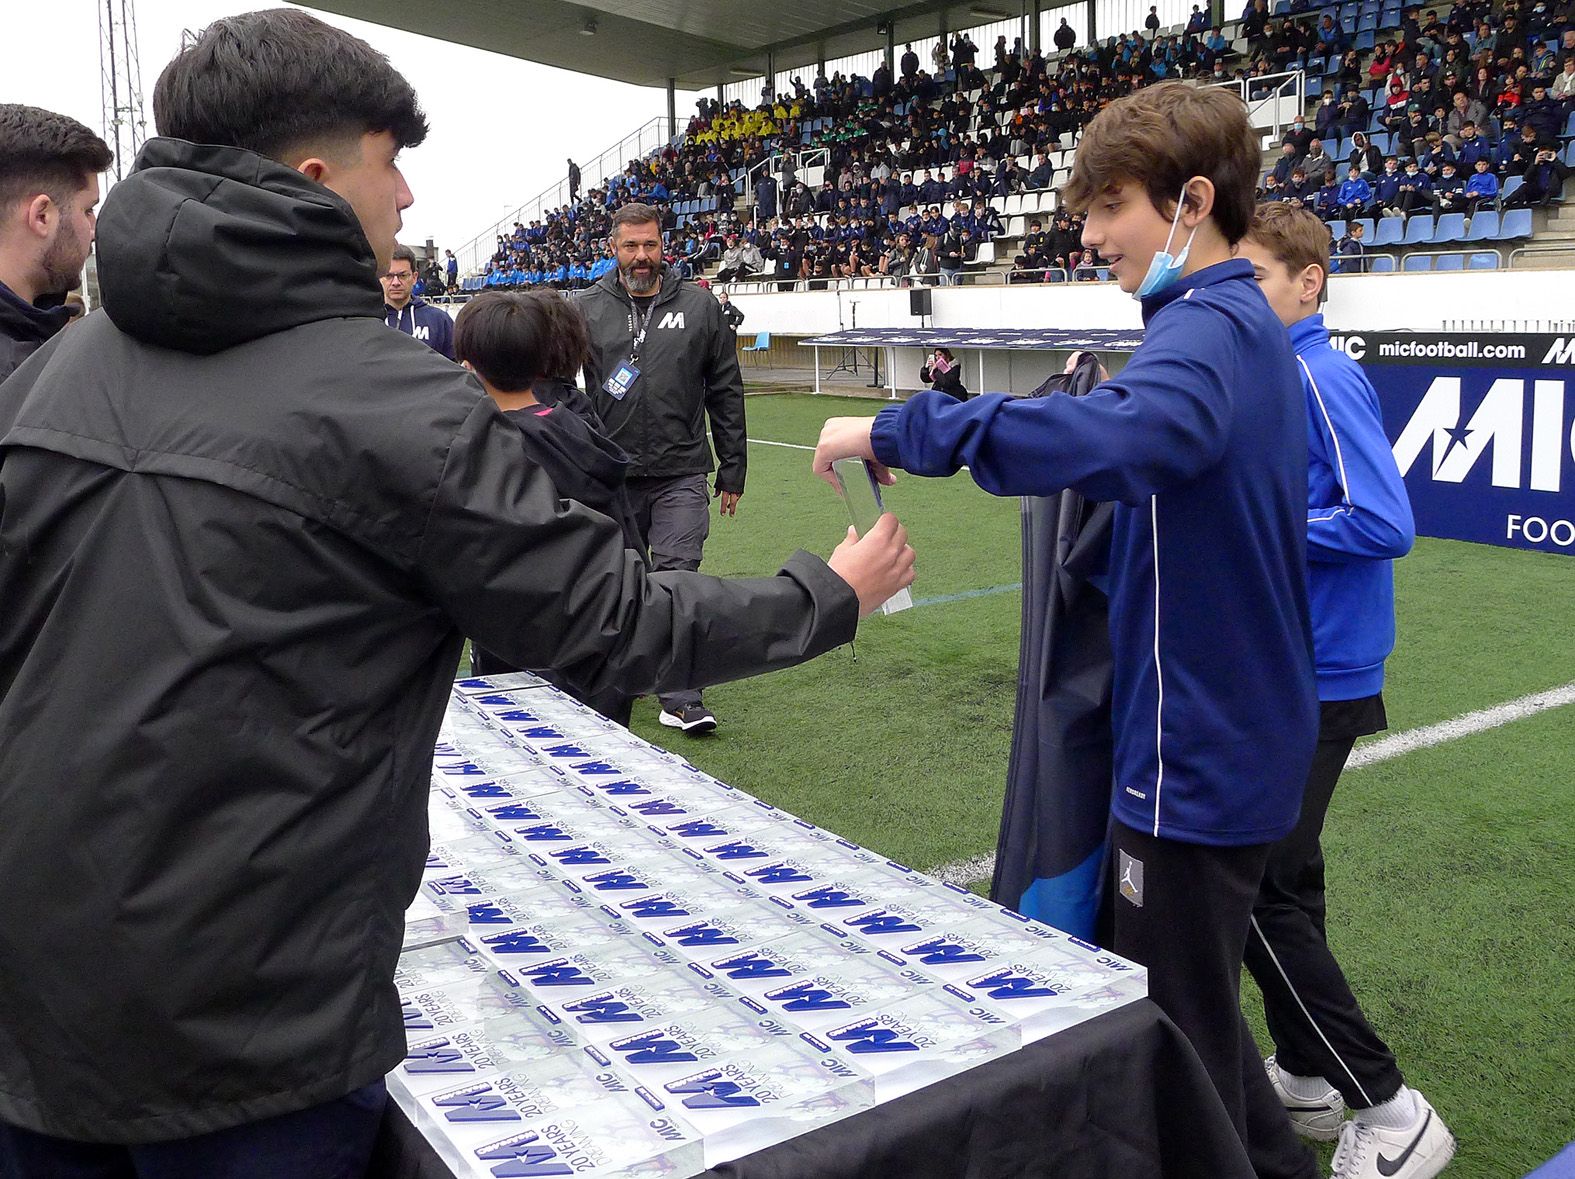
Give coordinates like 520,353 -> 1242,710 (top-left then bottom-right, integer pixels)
1513,202 -> 1575,269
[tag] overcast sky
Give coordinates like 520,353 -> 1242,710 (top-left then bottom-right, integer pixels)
5,2 -> 703,255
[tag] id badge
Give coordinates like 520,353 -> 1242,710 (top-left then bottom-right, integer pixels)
603,361 -> 640,400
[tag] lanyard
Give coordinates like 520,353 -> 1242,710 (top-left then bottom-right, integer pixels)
628,299 -> 657,362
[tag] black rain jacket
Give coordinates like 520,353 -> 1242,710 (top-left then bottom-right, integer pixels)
576,268 -> 748,493
0,138 -> 856,1143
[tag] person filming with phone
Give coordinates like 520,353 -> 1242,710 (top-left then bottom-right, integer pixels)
920,346 -> 969,400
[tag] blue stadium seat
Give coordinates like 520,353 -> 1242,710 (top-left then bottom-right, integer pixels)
1402,253 -> 1432,271
1370,132 -> 1393,155
1433,252 -> 1464,270
1564,142 -> 1575,167
1372,216 -> 1405,247
1354,29 -> 1376,49
1402,213 -> 1436,244
1325,55 -> 1343,75
1564,110 -> 1575,139
1358,13 -> 1378,30
1326,218 -> 1347,240
1430,213 -> 1467,243
1368,254 -> 1396,272
1328,136 -> 1347,160
1495,208 -> 1533,239
1306,75 -> 1324,98
1353,217 -> 1376,239
1467,251 -> 1498,269
1500,175 -> 1525,203
1274,0 -> 1291,12
1307,55 -> 1325,73
1464,211 -> 1500,240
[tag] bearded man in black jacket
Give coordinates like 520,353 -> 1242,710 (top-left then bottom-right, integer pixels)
0,11 -> 914,1177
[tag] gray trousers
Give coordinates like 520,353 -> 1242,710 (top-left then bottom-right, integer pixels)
625,473 -> 712,711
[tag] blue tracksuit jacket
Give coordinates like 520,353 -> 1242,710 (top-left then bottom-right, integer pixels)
383,298 -> 454,360
871,259 -> 1318,845
1291,314 -> 1414,701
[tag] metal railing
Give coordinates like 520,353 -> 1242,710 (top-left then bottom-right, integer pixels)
1205,68 -> 1305,145
456,117 -> 677,276
1329,247 -> 1506,273
1507,243 -> 1575,268
715,265 -> 1091,293
743,147 -> 830,221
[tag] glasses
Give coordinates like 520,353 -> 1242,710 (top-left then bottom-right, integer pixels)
381,271 -> 413,281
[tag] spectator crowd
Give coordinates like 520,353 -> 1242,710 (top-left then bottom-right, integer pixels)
1253,0 -> 1573,270
475,0 -> 1573,291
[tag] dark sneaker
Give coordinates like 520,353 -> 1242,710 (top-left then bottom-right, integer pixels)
658,704 -> 717,735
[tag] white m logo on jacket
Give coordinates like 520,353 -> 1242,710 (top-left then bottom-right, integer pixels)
657,312 -> 686,330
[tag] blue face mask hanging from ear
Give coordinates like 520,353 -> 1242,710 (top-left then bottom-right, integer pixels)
1134,185 -> 1200,300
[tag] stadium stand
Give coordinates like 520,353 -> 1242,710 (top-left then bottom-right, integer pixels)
461,0 -> 1575,293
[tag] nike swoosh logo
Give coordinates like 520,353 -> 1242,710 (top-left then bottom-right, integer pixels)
1377,1110 -> 1432,1176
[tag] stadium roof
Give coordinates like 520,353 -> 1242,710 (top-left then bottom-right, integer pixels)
304,1 -> 1034,91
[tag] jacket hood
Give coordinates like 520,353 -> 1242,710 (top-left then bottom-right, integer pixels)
96,138 -> 382,355
504,404 -> 629,503
0,282 -> 73,348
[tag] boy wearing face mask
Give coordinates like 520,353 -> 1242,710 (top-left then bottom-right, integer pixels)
810,82 -> 1320,1179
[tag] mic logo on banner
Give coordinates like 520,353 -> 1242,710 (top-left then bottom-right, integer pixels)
1378,364 -> 1575,553
1393,376 -> 1570,493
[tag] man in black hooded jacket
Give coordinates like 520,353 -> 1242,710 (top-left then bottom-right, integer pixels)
0,12 -> 914,1177
0,105 -> 113,382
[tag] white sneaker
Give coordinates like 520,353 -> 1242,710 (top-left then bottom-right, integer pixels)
1265,1054 -> 1347,1141
1330,1093 -> 1456,1179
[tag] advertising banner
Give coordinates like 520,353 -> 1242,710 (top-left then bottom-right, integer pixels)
1335,332 -> 1575,556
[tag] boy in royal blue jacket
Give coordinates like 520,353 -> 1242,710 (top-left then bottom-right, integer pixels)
813,83 -> 1321,1178
1239,203 -> 1454,1179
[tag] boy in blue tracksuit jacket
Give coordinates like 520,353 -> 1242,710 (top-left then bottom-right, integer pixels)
813,83 -> 1321,1179
1239,204 -> 1454,1179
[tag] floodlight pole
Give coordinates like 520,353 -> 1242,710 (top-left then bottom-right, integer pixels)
99,0 -> 148,180
666,78 -> 676,144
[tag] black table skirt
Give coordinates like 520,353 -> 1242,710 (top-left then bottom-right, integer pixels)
369,998 -> 1255,1179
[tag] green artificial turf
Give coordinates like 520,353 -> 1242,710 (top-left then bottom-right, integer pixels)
615,393 -> 1574,1177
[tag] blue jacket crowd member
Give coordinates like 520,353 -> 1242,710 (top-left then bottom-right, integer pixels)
813,83 -> 1321,1179
380,241 -> 454,359
0,105 -> 111,382
0,12 -> 915,1176
1239,203 -> 1453,1179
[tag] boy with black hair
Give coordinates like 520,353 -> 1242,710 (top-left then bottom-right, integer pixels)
0,10 -> 914,1174
456,290 -> 644,724
813,81 -> 1321,1177
1238,203 -> 1453,1179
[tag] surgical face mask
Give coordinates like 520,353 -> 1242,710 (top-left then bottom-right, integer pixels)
1135,186 -> 1199,300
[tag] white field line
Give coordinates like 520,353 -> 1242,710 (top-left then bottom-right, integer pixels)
929,680 -> 1575,888
748,437 -> 815,451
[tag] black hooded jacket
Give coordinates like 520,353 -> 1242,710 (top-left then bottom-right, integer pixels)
0,281 -> 74,384
0,138 -> 857,1142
